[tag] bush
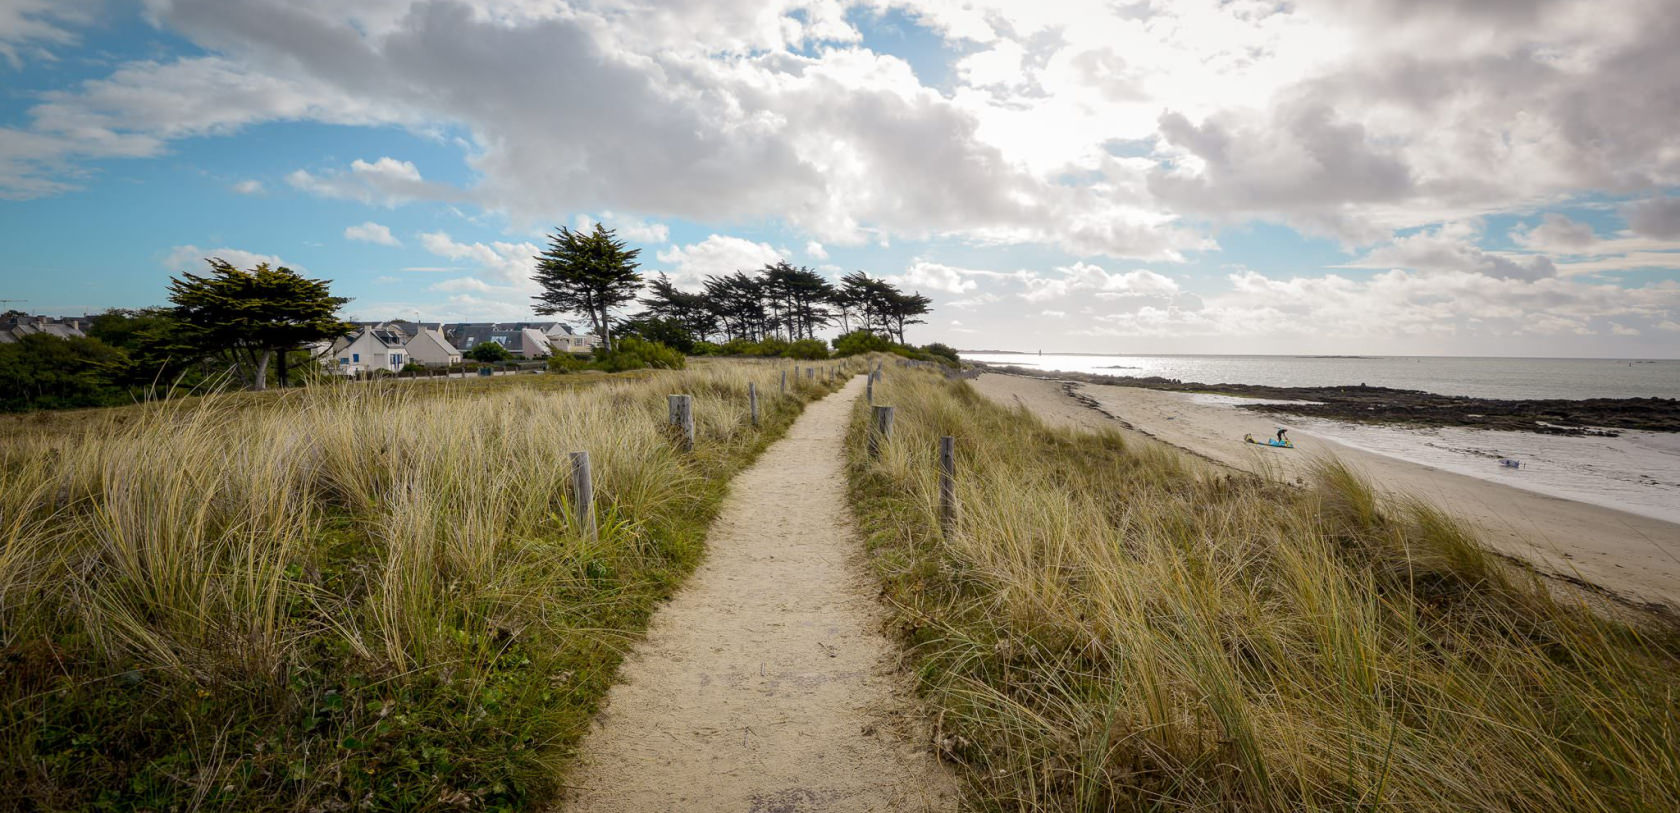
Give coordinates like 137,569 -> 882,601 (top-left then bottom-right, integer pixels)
691,341 -> 723,356
831,329 -> 892,357
786,339 -> 830,360
921,342 -> 960,366
592,336 -> 686,372
401,361 -> 427,374
750,337 -> 791,357
465,341 -> 512,363
547,353 -> 590,373
719,338 -> 757,356
0,333 -> 131,411
616,317 -> 696,354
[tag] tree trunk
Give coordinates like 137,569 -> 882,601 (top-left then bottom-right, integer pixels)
251,349 -> 273,391
276,347 -> 290,389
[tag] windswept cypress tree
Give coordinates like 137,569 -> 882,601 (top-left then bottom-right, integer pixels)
532,223 -> 644,352
167,258 -> 351,390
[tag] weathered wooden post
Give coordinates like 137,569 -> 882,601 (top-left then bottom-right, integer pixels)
868,405 -> 895,459
749,381 -> 759,427
938,436 -> 956,537
570,451 -> 597,542
806,367 -> 814,382
866,374 -> 874,404
668,394 -> 694,452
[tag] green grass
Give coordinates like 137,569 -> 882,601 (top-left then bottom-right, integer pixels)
0,358 -> 857,810
847,368 -> 1680,811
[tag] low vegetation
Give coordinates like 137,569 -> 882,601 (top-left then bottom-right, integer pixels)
847,368 -> 1680,811
0,359 -> 847,809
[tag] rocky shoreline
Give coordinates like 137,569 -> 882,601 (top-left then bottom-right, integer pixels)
975,364 -> 1680,435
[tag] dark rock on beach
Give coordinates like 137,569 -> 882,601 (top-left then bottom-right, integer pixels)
976,364 -> 1680,435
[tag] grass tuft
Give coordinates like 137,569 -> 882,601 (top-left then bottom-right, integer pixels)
0,358 -> 857,810
847,368 -> 1680,812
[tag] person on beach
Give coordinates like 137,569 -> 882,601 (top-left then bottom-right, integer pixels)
1276,427 -> 1288,444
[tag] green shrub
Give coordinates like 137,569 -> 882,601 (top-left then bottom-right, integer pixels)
465,341 -> 512,363
750,337 -> 791,357
547,353 -> 590,373
831,329 -> 892,357
691,341 -> 723,356
593,336 -> 686,372
786,338 -> 829,360
921,342 -> 960,366
616,317 -> 696,354
0,333 -> 131,412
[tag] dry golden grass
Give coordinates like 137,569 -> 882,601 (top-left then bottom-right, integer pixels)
0,358 -> 858,809
849,368 -> 1680,811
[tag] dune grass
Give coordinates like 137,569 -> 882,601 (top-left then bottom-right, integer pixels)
847,368 -> 1680,811
0,359 -> 853,810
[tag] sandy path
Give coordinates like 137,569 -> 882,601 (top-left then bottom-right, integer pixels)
560,375 -> 958,812
971,373 -> 1680,609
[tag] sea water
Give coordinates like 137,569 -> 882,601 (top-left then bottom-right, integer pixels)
963,352 -> 1680,523
960,353 -> 1680,401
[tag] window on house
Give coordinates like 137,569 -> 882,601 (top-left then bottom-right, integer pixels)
339,358 -> 348,365
392,354 -> 403,366
352,353 -> 360,362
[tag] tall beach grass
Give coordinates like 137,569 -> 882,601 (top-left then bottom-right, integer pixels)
848,368 -> 1680,811
0,359 -> 854,809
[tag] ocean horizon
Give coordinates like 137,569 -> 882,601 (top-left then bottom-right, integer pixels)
960,352 -> 1680,401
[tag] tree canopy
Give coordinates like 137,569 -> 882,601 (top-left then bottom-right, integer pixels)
532,223 -> 643,352
167,259 -> 351,391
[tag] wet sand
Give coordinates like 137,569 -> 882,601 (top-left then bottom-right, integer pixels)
972,373 -> 1680,610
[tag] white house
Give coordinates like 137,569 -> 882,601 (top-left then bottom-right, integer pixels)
402,325 -> 462,365
543,323 -> 598,354
330,325 -> 409,374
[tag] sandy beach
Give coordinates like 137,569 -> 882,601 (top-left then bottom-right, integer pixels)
972,373 -> 1680,610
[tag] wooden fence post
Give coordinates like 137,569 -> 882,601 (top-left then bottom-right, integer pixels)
939,436 -> 956,537
668,394 -> 694,452
749,381 -> 759,427
780,370 -> 787,395
866,374 -> 873,404
868,405 -> 895,459
806,367 -> 814,381
570,451 -> 596,542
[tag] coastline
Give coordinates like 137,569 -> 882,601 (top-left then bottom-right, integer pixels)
972,362 -> 1680,434
970,372 -> 1680,611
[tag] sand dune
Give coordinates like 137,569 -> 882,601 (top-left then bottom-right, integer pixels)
972,373 -> 1680,610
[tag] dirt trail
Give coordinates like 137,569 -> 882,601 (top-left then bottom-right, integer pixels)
971,373 -> 1680,610
560,375 -> 958,812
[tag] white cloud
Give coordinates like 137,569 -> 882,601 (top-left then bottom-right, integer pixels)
1510,214 -> 1598,254
654,234 -> 782,287
418,230 -> 539,285
231,179 -> 264,195
805,240 -> 828,260
162,244 -> 291,273
1346,222 -> 1556,281
344,221 -> 400,246
893,260 -> 978,294
0,0 -> 90,69
288,157 -> 446,206
574,211 -> 670,244
1021,262 -> 1181,302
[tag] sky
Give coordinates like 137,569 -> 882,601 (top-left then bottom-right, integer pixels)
1,0 -> 1678,357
